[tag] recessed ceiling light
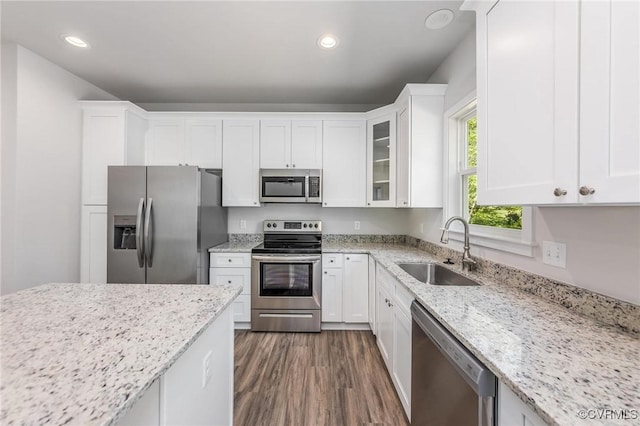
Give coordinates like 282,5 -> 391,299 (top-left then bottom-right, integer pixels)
425,9 -> 454,30
62,34 -> 90,48
317,34 -> 339,50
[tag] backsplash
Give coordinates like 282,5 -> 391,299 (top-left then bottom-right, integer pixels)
404,236 -> 640,334
228,233 -> 263,243
323,234 -> 406,244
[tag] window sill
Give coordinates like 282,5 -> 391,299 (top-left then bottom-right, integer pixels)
447,228 -> 536,257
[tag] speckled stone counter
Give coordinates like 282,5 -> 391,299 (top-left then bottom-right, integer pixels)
207,241 -> 259,253
0,283 -> 241,425
323,242 -> 640,426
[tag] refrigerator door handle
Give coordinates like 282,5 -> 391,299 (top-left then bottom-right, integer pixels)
144,198 -> 154,268
136,198 -> 145,268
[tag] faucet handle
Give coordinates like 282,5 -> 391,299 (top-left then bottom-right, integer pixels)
444,258 -> 454,265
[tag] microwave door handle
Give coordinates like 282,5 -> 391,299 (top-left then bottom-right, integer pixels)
305,175 -> 310,202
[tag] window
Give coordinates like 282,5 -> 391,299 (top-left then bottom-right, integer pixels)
444,93 -> 534,256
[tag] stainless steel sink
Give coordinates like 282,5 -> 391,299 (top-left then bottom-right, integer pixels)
398,263 -> 480,286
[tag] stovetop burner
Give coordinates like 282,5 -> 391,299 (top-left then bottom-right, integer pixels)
252,220 -> 322,254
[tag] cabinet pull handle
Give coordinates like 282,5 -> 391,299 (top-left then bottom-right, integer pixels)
554,188 -> 567,197
579,186 -> 595,196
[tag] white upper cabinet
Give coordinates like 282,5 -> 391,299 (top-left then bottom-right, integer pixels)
260,120 -> 322,169
394,85 -> 447,208
146,116 -> 222,168
322,120 -> 367,207
222,120 -> 260,207
81,102 -> 147,205
367,112 -> 396,207
579,0 -> 639,203
465,0 -> 638,205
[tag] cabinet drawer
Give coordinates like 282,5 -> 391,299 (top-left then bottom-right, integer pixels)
394,280 -> 414,318
322,253 -> 344,268
209,268 -> 251,294
233,294 -> 251,322
210,253 -> 251,268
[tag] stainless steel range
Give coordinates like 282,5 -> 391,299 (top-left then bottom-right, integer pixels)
251,220 -> 322,332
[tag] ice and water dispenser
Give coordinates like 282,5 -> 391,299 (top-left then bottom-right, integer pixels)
113,215 -> 137,249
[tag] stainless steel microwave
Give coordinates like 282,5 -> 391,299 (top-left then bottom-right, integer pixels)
259,169 -> 322,203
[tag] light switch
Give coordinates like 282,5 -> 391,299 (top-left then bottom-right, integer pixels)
542,241 -> 566,268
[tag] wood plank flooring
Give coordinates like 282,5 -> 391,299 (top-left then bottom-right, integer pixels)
234,330 -> 409,426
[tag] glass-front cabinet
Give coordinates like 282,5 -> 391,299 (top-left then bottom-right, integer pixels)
367,113 -> 396,207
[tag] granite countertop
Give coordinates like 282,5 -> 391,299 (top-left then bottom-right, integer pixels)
323,242 -> 640,426
208,241 -> 259,252
0,282 -> 242,425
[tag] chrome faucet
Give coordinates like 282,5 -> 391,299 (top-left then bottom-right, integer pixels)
440,216 -> 476,271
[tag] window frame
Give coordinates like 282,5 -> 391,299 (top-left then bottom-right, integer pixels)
443,91 -> 535,257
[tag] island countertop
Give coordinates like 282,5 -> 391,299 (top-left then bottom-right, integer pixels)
0,282 -> 241,425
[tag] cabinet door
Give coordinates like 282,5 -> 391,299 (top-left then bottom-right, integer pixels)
222,120 -> 260,207
80,205 -> 107,283
291,120 -> 323,169
210,267 -> 251,294
81,109 -> 126,205
321,268 -> 343,322
367,115 -> 396,207
185,119 -> 222,169
146,119 -> 185,165
368,256 -> 376,334
579,0 -> 640,203
396,105 -> 410,208
322,120 -> 367,207
393,307 -> 412,419
376,285 -> 394,372
498,381 -> 548,426
260,120 -> 291,168
477,0 -> 579,204
343,254 -> 369,323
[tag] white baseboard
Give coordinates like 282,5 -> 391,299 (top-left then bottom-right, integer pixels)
321,322 -> 371,331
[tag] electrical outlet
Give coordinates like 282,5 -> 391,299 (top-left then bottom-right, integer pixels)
240,220 -> 247,230
354,221 -> 361,230
542,241 -> 566,268
202,350 -> 212,388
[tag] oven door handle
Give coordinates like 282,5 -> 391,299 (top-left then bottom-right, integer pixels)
252,255 -> 321,263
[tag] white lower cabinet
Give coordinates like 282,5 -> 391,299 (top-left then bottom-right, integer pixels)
80,205 -> 107,283
375,263 -> 412,419
498,381 -> 548,426
321,253 -> 368,324
209,253 -> 252,327
368,256 -> 377,334
117,304 -> 234,426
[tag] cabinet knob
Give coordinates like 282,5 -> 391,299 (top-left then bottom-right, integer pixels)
367,202 -> 371,206
324,271 -> 327,274
579,186 -> 595,196
286,164 -> 289,168
330,259 -> 334,263
553,188 -> 567,197
403,201 -> 408,205
254,201 -> 258,205
346,257 -> 350,260
324,202 -> 327,206
228,259 -> 232,262
292,164 -> 295,168
228,280 -> 232,284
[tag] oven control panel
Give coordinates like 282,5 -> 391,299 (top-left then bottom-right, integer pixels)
263,220 -> 322,233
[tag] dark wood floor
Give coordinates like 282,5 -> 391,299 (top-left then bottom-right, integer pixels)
234,330 -> 409,426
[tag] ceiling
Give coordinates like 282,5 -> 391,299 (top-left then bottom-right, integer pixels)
1,1 -> 474,109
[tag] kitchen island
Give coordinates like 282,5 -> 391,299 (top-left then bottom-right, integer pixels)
0,282 -> 241,425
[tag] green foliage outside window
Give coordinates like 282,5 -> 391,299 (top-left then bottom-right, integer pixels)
465,117 -> 522,230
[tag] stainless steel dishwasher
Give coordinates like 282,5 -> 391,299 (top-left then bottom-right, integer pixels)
411,300 -> 497,426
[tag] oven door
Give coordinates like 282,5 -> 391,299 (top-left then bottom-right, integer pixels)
251,254 -> 322,310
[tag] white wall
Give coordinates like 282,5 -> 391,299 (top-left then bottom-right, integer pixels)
415,30 -> 640,305
229,205 -> 408,235
1,44 -> 117,295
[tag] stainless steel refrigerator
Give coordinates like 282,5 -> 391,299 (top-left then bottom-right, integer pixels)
107,166 -> 227,284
